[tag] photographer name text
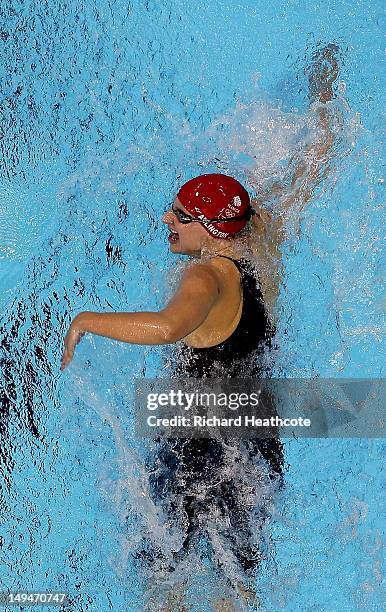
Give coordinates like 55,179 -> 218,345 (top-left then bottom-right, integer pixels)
147,414 -> 311,428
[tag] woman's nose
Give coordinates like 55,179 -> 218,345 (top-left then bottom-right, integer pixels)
162,210 -> 175,224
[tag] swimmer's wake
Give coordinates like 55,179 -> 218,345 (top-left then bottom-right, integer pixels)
65,361 -> 282,610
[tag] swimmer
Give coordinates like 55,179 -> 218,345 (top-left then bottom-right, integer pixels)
61,43 -> 341,609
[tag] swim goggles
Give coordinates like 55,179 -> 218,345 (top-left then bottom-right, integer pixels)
170,204 -> 256,225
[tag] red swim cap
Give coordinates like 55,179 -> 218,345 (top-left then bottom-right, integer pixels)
177,173 -> 251,239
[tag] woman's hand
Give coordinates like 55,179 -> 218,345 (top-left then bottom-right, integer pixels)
307,43 -> 340,104
61,315 -> 86,371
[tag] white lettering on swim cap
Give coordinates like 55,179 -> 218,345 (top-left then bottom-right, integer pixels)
227,196 -> 242,215
195,212 -> 229,238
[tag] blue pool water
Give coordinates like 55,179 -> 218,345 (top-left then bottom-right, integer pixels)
0,1 -> 384,610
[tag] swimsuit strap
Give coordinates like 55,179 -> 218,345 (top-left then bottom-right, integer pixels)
214,254 -> 264,314
214,254 -> 243,271
214,255 -> 257,281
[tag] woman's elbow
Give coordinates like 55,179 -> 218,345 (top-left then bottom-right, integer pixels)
161,323 -> 187,344
158,313 -> 192,344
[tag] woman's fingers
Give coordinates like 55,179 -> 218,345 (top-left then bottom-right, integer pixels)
61,325 -> 84,371
60,348 -> 73,371
307,43 -> 341,103
61,332 -> 76,370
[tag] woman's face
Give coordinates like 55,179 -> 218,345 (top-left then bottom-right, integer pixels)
162,197 -> 210,256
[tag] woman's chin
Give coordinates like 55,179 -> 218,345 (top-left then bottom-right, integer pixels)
170,245 -> 186,255
169,242 -> 196,256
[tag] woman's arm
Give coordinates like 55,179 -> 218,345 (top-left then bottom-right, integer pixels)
252,44 -> 341,239
248,45 -> 342,313
250,105 -> 337,313
60,264 -> 219,370
251,108 -> 337,268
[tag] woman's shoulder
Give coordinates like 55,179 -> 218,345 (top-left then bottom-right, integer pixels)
181,259 -> 222,293
199,255 -> 244,280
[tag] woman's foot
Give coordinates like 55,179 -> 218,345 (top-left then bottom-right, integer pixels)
144,578 -> 189,612
237,581 -> 258,606
213,597 -> 237,612
307,43 -> 341,103
163,583 -> 189,612
213,583 -> 258,611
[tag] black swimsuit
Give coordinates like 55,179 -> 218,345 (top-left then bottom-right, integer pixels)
145,257 -> 284,579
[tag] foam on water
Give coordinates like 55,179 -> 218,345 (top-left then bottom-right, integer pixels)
63,354 -> 284,608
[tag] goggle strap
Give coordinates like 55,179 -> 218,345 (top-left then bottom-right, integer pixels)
171,205 -> 256,224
